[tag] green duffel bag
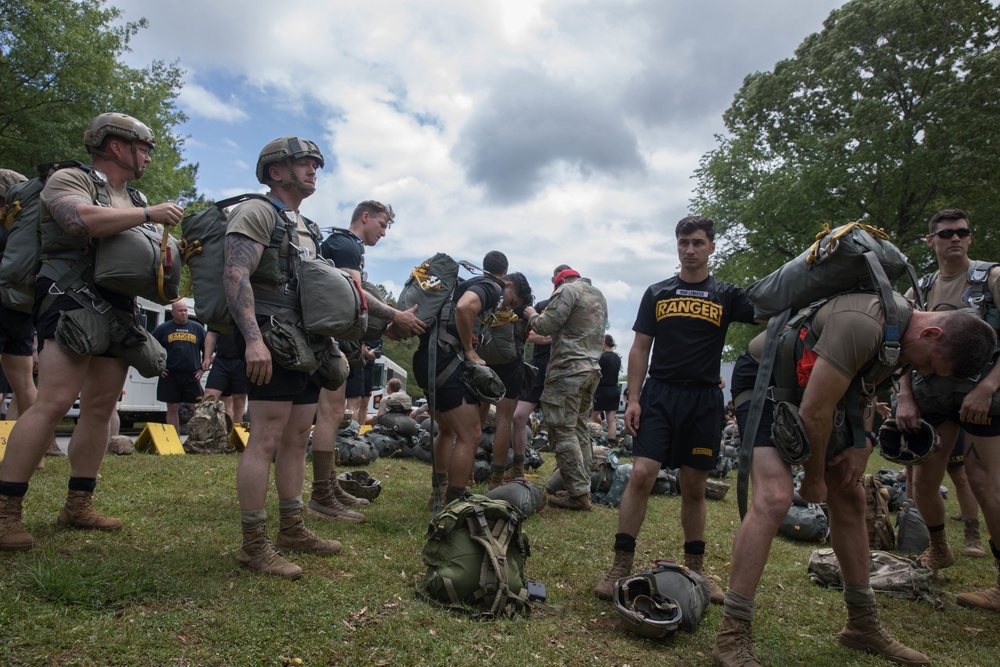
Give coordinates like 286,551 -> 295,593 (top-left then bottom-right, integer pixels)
298,257 -> 368,340
95,224 -> 183,304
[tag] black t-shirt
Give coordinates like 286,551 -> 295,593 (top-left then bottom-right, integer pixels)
529,298 -> 551,361
633,275 -> 755,385
320,229 -> 365,278
153,319 -> 206,372
598,350 -> 621,387
209,327 -> 239,359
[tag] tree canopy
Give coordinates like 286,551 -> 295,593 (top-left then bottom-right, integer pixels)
694,0 -> 1000,353
0,0 -> 194,203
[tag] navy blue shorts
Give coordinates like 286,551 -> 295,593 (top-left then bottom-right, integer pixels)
632,376 -> 723,470
205,356 -> 248,396
157,370 -> 204,404
593,384 -> 620,412
345,365 -> 365,398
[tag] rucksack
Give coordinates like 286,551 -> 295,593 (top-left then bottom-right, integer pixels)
895,499 -> 930,555
0,160 -> 137,312
477,311 -> 520,366
180,194 -> 322,333
737,221 -> 922,518
778,502 -> 830,542
808,548 -> 941,608
419,494 -> 532,618
484,479 -> 546,518
183,399 -> 234,454
863,474 -> 895,550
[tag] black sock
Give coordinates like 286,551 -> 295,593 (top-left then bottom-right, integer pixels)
68,477 -> 97,493
928,523 -> 945,533
0,481 -> 29,497
614,532 -> 636,553
684,540 -> 706,555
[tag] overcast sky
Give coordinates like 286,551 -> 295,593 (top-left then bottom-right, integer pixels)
115,0 -> 846,375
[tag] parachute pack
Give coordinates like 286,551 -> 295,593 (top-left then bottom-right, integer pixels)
737,222 -> 923,518
418,494 -> 533,618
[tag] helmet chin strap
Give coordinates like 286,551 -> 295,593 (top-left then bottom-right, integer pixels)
93,141 -> 144,179
285,158 -> 316,195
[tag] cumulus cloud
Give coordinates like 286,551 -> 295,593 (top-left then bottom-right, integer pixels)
178,83 -> 249,122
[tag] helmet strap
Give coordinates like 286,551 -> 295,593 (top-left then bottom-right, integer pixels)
285,157 -> 316,195
92,140 -> 144,180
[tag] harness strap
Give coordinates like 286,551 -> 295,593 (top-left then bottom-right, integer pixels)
738,308 -> 790,519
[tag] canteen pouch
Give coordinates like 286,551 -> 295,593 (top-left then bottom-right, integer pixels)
314,338 -> 349,390
261,320 -> 318,373
109,334 -> 167,378
55,308 -> 110,356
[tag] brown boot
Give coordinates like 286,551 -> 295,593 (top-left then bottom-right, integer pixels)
956,559 -> 1000,612
505,460 -> 525,481
837,606 -> 930,665
594,549 -> 635,600
548,491 -> 592,511
711,616 -> 760,667
487,470 -> 505,491
57,490 -> 122,531
306,478 -> 364,523
275,512 -> 342,556
686,552 -> 725,605
237,521 -> 303,579
917,528 -> 955,575
962,519 -> 985,558
331,475 -> 369,508
46,439 -> 66,457
0,494 -> 35,551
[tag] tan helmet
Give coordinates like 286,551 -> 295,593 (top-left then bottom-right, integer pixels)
256,136 -> 325,184
83,113 -> 156,153
0,169 -> 28,201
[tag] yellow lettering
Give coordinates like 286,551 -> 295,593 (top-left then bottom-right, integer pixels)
655,298 -> 723,326
167,332 -> 199,344
692,447 -> 714,457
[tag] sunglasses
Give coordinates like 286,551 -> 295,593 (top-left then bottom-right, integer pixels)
930,227 -> 972,239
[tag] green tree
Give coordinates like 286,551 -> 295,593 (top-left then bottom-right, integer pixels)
0,0 -> 194,203
694,0 -> 1000,355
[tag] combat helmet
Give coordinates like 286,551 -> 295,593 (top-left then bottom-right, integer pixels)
255,137 -> 324,192
613,571 -> 684,639
878,418 -> 941,465
83,113 -> 156,179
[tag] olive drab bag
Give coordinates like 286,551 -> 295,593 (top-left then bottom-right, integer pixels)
94,223 -> 184,304
895,499 -> 930,555
778,502 -> 829,543
396,253 -> 464,330
419,494 -> 531,618
180,194 -> 295,333
0,161 -> 98,312
477,310 -> 519,366
297,257 -> 368,340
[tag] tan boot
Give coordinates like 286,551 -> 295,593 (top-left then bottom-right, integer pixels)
956,559 -> 1000,612
711,616 -> 760,667
593,549 -> 635,600
686,552 -> 725,605
0,494 -> 35,551
917,528 -> 955,575
57,490 -> 122,531
45,439 -> 66,457
331,475 -> 369,508
487,470 -> 505,491
275,512 -> 341,556
237,522 -> 303,579
306,478 -> 364,523
548,491 -> 592,511
962,519 -> 985,558
837,606 -> 930,665
505,460 -> 525,481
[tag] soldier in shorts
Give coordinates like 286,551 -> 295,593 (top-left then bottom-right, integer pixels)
224,137 -> 341,578
594,216 -> 755,604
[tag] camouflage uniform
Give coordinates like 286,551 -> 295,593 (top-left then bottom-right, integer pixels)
529,278 -> 608,497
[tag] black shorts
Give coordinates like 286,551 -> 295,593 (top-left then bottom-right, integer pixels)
0,304 -> 33,356
490,360 -> 523,401
32,277 -> 133,356
519,353 -> 549,404
157,370 -> 204,404
923,410 -> 1000,438
948,431 -> 966,468
593,384 -> 620,412
413,344 -> 479,413
345,369 -> 364,398
632,377 -> 723,470
205,356 -> 248,396
235,322 -> 320,405
0,365 -> 10,393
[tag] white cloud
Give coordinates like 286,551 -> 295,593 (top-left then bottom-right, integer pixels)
178,83 -> 249,123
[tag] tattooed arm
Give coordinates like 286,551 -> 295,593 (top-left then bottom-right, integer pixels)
224,233 -> 272,385
47,194 -> 183,238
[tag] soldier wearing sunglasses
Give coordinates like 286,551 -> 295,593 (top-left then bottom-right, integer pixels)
895,208 -> 1000,613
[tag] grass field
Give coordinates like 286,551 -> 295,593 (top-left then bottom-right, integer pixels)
1,448 -> 997,666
